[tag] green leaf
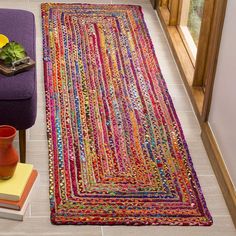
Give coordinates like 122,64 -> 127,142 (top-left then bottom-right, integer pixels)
0,41 -> 26,65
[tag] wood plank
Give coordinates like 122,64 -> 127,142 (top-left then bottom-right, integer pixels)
159,6 -> 170,25
169,0 -> 179,26
193,0 -> 215,87
201,122 -> 236,227
177,25 -> 197,64
201,0 -> 228,121
160,0 -> 168,7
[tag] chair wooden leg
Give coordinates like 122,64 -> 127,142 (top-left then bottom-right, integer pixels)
19,130 -> 26,163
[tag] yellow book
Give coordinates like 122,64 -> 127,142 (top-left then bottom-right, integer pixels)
0,163 -> 33,201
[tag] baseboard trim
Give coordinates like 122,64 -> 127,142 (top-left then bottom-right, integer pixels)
201,122 -> 236,227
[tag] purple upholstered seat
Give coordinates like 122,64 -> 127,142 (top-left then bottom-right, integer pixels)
0,9 -> 37,162
0,9 -> 36,130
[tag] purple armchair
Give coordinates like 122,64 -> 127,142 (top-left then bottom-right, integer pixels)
0,9 -> 37,163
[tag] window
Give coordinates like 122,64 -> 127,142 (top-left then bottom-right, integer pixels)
187,0 -> 204,46
156,0 -> 227,121
179,0 -> 205,61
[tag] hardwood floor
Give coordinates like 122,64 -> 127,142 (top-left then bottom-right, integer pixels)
0,0 -> 235,235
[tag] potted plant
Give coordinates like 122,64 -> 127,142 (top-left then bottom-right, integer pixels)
0,41 -> 27,66
0,41 -> 35,76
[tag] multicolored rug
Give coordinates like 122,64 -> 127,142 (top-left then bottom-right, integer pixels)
42,3 -> 213,226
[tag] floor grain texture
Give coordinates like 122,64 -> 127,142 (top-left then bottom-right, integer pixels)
0,0 -> 235,235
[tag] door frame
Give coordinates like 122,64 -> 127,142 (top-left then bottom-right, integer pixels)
155,0 -> 227,123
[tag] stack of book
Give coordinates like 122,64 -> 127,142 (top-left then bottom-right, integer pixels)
0,163 -> 38,221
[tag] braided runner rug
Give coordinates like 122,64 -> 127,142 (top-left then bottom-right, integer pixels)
42,3 -> 213,225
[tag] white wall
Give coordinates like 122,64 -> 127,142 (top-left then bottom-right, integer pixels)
209,0 -> 236,189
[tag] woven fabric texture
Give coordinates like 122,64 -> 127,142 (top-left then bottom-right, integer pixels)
42,3 -> 213,226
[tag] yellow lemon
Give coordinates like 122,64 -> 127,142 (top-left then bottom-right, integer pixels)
0,34 -> 9,48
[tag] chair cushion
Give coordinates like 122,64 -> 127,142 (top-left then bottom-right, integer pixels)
0,9 -> 36,101
0,92 -> 37,130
